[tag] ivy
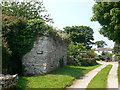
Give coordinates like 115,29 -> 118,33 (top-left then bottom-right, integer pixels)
2,15 -> 45,74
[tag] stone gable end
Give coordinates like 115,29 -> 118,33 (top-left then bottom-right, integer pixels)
22,36 -> 67,76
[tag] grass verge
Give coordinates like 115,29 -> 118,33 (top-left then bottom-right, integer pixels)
118,61 -> 120,84
15,64 -> 100,88
87,65 -> 112,88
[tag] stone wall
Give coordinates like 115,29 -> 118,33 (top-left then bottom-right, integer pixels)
22,36 -> 67,76
0,74 -> 18,88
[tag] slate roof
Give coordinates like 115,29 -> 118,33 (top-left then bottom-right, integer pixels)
95,48 -> 113,51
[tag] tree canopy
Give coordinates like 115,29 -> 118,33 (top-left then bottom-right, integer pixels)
91,2 -> 120,43
1,1 -> 54,74
95,40 -> 107,48
64,26 -> 94,49
1,1 -> 53,23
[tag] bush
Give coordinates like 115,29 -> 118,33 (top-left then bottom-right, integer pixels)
95,57 -> 100,60
67,43 -> 97,66
80,58 -> 97,66
2,45 -> 13,74
67,42 -> 85,66
101,51 -> 112,61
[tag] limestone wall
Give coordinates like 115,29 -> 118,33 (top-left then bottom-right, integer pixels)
22,36 -> 67,76
0,74 -> 18,88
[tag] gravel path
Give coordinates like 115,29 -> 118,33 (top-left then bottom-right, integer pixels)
107,62 -> 118,88
68,61 -> 119,89
68,61 -> 107,88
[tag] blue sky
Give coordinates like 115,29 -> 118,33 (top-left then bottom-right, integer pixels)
42,0 -> 114,48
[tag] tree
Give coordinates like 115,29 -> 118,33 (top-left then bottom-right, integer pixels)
1,1 -> 52,74
113,42 -> 120,54
2,14 -> 46,74
1,1 -> 53,23
91,2 -> 120,43
95,40 -> 107,48
64,26 -> 94,49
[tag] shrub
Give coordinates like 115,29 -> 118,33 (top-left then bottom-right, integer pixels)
80,58 -> 97,66
95,57 -> 100,60
101,51 -> 112,61
2,45 -> 12,74
67,42 -> 85,66
2,14 -> 46,74
81,49 -> 96,58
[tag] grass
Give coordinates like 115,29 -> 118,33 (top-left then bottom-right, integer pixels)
118,62 -> 120,84
15,64 -> 101,88
87,65 -> 112,88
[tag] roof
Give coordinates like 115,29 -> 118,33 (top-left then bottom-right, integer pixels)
95,48 -> 113,51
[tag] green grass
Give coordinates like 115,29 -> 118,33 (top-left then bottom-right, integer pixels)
87,65 -> 112,88
15,64 -> 100,88
118,63 -> 120,84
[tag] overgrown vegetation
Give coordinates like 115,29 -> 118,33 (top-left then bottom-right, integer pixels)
2,1 -> 98,75
1,1 -> 65,74
64,26 -> 97,66
14,65 -> 100,88
87,65 -> 112,88
67,42 -> 85,66
67,42 -> 97,66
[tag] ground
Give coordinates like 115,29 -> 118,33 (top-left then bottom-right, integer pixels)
68,61 -> 119,88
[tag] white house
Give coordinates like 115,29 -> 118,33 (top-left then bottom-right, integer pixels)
94,48 -> 113,55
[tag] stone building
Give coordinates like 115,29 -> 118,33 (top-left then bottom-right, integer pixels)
22,36 -> 67,76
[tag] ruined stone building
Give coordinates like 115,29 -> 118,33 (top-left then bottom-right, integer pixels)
22,36 -> 67,76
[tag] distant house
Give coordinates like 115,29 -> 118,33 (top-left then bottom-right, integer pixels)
95,48 -> 113,55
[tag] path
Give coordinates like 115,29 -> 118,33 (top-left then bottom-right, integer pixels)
68,61 -> 119,89
107,62 -> 118,88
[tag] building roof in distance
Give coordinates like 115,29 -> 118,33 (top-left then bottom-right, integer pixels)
95,48 -> 113,51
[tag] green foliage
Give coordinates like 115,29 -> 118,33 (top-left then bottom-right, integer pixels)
80,58 -> 97,66
95,40 -> 107,48
64,26 -> 94,49
98,55 -> 105,61
81,49 -> 97,58
2,45 -> 12,74
2,15 -> 45,57
2,14 -> 45,74
59,58 -> 64,67
80,50 -> 97,66
92,2 -> 120,43
67,42 -> 86,66
1,1 -> 53,23
95,57 -> 100,60
87,65 -> 112,88
101,51 -> 112,61
113,42 -> 120,54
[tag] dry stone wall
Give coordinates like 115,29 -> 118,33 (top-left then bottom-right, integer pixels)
22,36 -> 67,76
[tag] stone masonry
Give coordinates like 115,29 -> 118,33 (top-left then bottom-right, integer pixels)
22,36 -> 67,76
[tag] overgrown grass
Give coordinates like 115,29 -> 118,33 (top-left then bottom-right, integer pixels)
15,64 -> 100,88
87,65 -> 112,88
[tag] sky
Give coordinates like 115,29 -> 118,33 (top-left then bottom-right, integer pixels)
42,0 -> 115,48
